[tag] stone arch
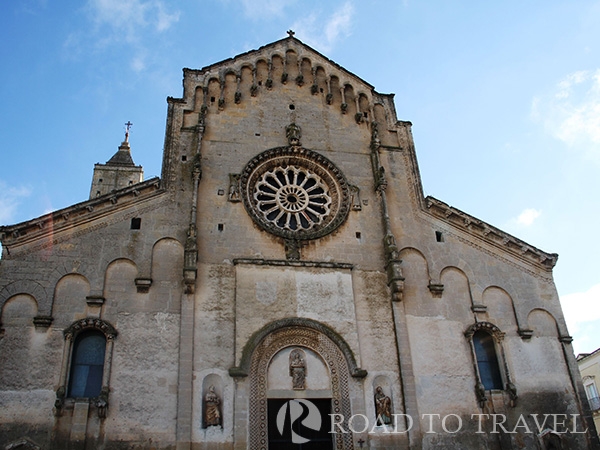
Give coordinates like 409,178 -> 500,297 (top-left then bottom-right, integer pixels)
373,103 -> 387,127
151,237 -> 184,281
439,266 -> 472,321
207,77 -> 220,110
343,84 -> 357,116
0,280 -> 46,310
239,318 -> 361,450
271,53 -> 285,84
222,71 -> 237,106
315,66 -> 328,95
299,57 -> 312,84
526,308 -> 560,337
231,317 -> 365,377
51,273 -> 91,327
482,286 -> 518,330
329,75 -> 342,105
358,93 -> 370,121
399,247 -> 431,314
1,293 -> 38,327
285,49 -> 299,80
240,65 -> 253,93
104,258 -> 138,304
256,58 -> 269,85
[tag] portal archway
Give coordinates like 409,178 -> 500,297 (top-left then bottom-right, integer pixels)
246,320 -> 358,450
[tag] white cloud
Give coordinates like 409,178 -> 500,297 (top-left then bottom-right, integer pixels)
516,208 -> 541,226
0,182 -> 32,224
532,69 -> 600,160
239,0 -> 292,19
560,283 -> 600,354
292,2 -> 354,53
88,0 -> 179,34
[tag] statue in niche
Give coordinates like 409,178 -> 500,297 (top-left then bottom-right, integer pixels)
286,122 -> 302,146
204,385 -> 221,427
289,348 -> 306,390
374,386 -> 392,425
228,173 -> 241,202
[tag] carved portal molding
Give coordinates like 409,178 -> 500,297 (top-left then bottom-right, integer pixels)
230,317 -> 366,378
240,146 -> 351,241
245,323 -> 355,450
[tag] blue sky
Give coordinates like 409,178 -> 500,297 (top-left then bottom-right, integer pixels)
1,0 -> 599,353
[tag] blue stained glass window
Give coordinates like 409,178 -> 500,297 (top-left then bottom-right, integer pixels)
473,330 -> 503,390
68,331 -> 106,398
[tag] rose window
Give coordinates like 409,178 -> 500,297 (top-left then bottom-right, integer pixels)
254,166 -> 331,231
240,147 -> 350,240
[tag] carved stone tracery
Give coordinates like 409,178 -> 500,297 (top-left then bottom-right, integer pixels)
240,146 -> 351,241
247,325 -> 354,450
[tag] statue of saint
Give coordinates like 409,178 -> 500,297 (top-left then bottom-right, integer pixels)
204,385 -> 221,427
289,349 -> 306,390
374,386 -> 392,425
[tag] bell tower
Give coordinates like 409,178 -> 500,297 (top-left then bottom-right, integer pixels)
89,121 -> 143,198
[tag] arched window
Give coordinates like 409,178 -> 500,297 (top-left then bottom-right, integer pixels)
473,330 -> 503,390
465,322 -> 517,408
68,330 -> 106,398
55,318 -> 117,418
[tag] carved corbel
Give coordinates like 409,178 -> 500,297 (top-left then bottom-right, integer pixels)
33,315 -> 53,329
428,283 -> 444,298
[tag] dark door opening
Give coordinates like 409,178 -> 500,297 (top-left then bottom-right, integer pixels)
268,398 -> 334,450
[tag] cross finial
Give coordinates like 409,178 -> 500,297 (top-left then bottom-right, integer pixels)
358,438 -> 365,448
287,29 -> 295,37
124,121 -> 133,142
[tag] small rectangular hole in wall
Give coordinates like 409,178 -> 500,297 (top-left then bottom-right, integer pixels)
255,133 -> 261,136
181,155 -> 187,161
435,231 -> 444,242
363,112 -> 368,118
131,218 -> 141,230
217,189 -> 225,196
258,81 -> 262,86
356,232 -> 361,239
218,224 -> 224,231
210,96 -> 216,103
320,88 -> 324,93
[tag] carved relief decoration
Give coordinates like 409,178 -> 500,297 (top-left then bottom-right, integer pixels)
240,146 -> 350,240
248,325 -> 353,450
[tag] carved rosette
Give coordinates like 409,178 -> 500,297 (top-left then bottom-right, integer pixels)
240,146 -> 350,241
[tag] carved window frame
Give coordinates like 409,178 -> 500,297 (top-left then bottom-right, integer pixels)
464,322 -> 517,408
55,318 -> 117,418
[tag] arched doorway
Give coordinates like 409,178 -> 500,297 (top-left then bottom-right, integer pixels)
242,319 -> 362,450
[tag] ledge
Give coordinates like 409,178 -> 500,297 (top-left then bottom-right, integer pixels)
233,258 -> 353,270
425,196 -> 558,270
0,177 -> 163,250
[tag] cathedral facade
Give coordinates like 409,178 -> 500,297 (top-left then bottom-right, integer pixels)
0,36 -> 597,450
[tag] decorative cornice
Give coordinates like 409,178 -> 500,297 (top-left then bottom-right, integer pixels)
0,178 -> 165,255
233,258 -> 353,270
425,196 -> 558,271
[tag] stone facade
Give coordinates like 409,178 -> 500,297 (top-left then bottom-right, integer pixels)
578,349 -> 600,438
0,35 -> 597,450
